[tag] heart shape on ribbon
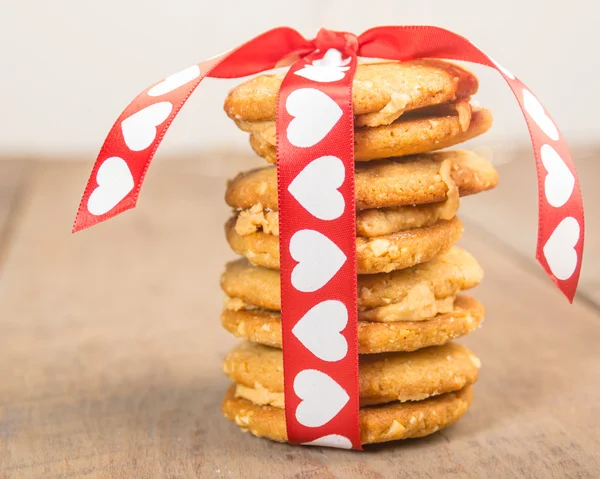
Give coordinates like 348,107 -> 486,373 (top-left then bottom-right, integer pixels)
292,300 -> 348,362
289,229 -> 346,292
286,88 -> 343,148
87,157 -> 134,216
148,65 -> 201,97
303,434 -> 352,449
294,48 -> 351,83
121,102 -> 173,152
541,144 -> 575,208
543,216 -> 580,280
294,369 -> 349,428
523,89 -> 559,141
288,156 -> 345,220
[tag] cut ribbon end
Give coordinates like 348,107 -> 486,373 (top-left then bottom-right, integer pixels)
537,255 -> 577,304
72,198 -> 136,234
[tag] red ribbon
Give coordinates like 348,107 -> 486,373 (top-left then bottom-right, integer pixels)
277,31 -> 361,449
73,26 -> 585,449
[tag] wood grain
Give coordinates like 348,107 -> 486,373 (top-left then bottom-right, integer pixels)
0,160 -> 599,478
0,161 -> 30,264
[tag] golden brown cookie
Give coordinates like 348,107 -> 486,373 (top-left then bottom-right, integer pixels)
224,60 -> 478,127
246,108 -> 491,163
221,294 -> 484,354
238,98 -> 473,150
221,247 -> 483,322
224,342 -> 480,407
225,150 -> 498,211
225,216 -> 463,274
222,384 -> 473,445
356,202 -> 456,237
234,200 -> 458,238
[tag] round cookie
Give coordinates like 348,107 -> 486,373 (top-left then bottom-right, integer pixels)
222,384 -> 473,445
221,247 -> 483,320
246,108 -> 492,163
234,200 -> 458,238
357,202 -> 455,237
225,216 -> 463,274
221,294 -> 484,354
224,342 -> 480,407
225,150 -> 498,211
224,59 -> 478,126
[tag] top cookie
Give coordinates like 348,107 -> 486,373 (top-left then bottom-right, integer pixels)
224,60 -> 478,127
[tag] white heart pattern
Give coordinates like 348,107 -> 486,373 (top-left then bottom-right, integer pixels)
148,65 -> 201,97
543,216 -> 580,280
294,369 -> 349,428
121,102 -> 173,152
294,48 -> 351,83
286,88 -> 343,148
288,156 -> 345,220
541,144 -> 575,208
290,229 -> 346,292
302,434 -> 352,449
523,89 -> 559,141
292,300 -> 348,362
87,157 -> 134,216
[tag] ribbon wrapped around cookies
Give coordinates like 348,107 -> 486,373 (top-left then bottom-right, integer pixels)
74,27 -> 585,450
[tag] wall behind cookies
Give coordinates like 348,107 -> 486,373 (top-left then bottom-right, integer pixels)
1,0 -> 597,160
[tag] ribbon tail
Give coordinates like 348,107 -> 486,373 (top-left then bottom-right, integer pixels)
358,26 -> 585,300
72,28 -> 312,233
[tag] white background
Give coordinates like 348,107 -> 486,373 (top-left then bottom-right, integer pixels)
1,0 -> 598,158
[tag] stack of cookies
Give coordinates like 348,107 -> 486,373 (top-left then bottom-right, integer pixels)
219,60 -> 498,445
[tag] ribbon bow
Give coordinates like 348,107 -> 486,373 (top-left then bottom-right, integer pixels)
74,26 -> 584,449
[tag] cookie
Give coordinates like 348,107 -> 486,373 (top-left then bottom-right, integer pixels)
238,97 -> 472,150
221,247 -> 483,321
234,199 -> 458,238
222,384 -> 473,445
224,60 -> 478,127
221,294 -> 484,353
225,216 -> 462,274
358,202 -> 456,237
224,342 -> 480,407
245,107 -> 491,163
225,150 -> 498,211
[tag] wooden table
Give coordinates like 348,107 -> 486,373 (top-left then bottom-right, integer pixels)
1,153 -> 599,478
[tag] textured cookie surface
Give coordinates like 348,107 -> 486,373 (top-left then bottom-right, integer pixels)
247,108 -> 492,163
221,247 -> 482,314
222,384 -> 473,445
224,60 -> 478,126
224,342 -> 479,407
221,294 -> 484,353
225,216 -> 463,274
234,200 -> 458,238
225,150 -> 498,211
357,202 -> 455,237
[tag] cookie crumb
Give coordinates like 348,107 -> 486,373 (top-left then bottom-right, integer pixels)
370,239 -> 391,257
385,420 -> 406,437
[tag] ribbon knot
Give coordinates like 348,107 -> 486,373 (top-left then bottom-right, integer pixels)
314,28 -> 359,56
